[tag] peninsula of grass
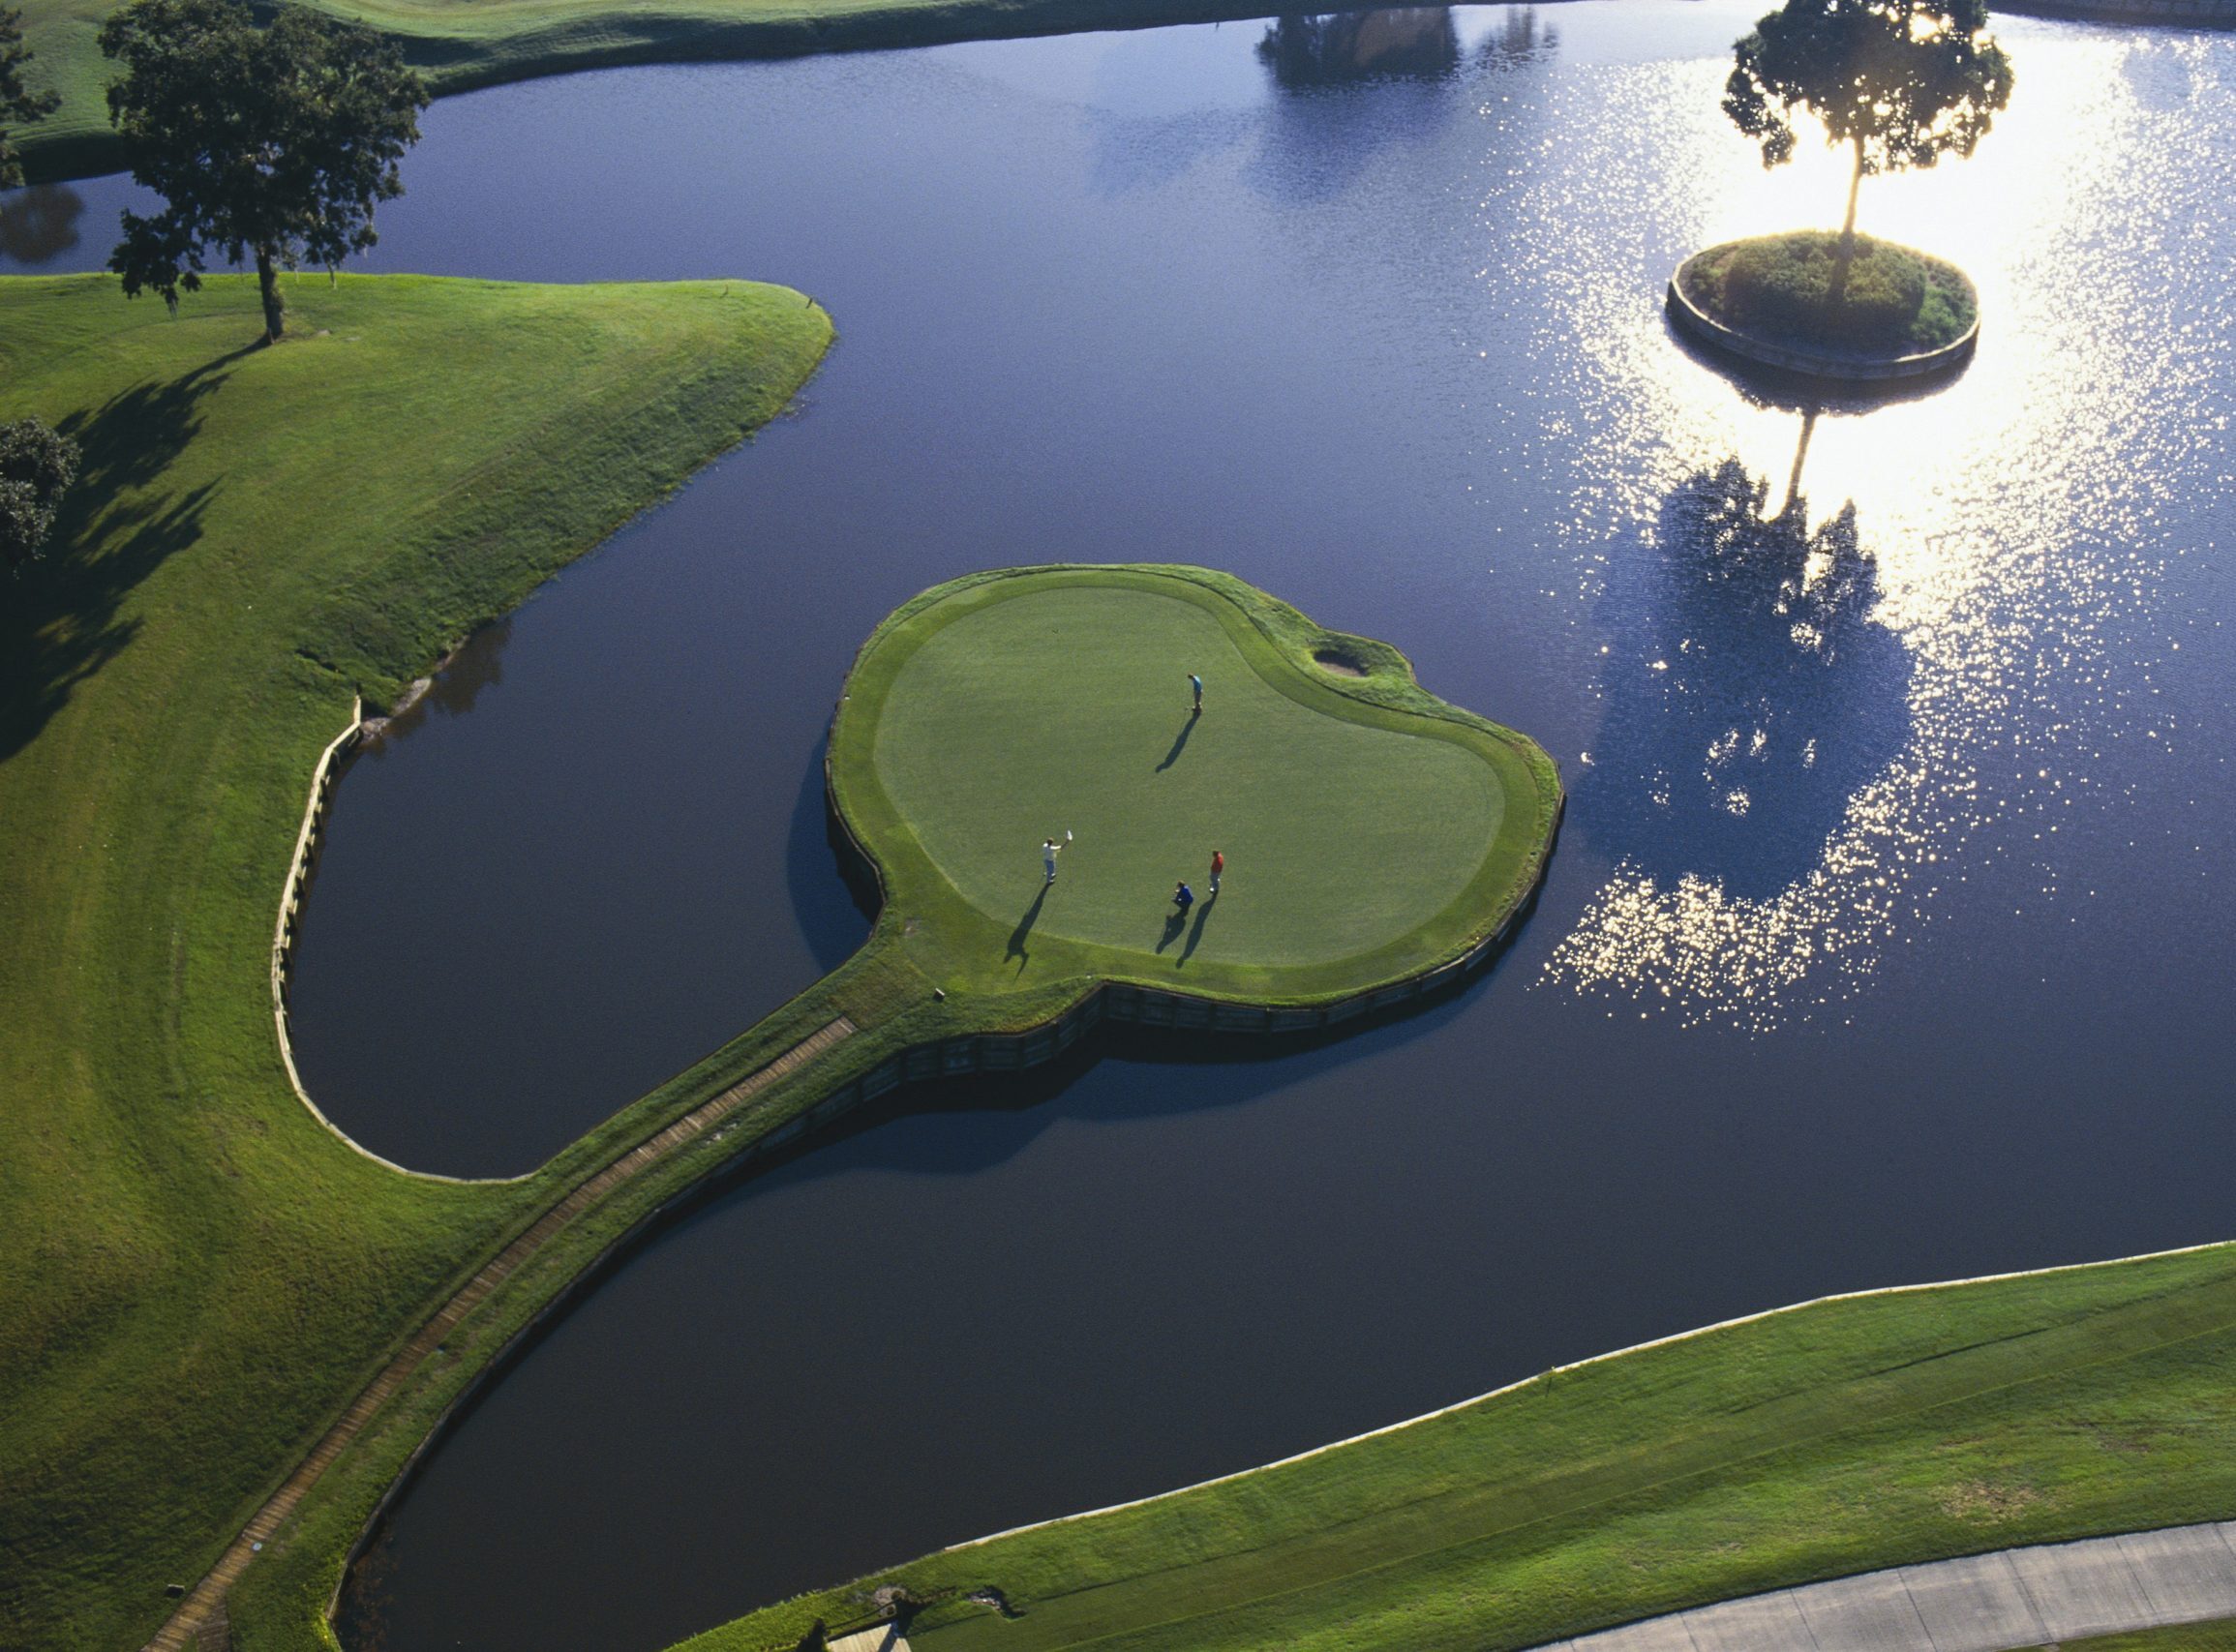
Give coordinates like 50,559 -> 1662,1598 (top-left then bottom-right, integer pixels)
9,0 -> 1287,183
830,564 -> 1561,1006
677,1239 -> 2236,1652
1672,231 -> 1979,378
0,271 -> 830,1652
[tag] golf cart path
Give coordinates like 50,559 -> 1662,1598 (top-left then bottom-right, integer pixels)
1543,1519 -> 2236,1652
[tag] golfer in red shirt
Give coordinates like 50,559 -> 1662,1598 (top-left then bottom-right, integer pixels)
1209,849 -> 1224,895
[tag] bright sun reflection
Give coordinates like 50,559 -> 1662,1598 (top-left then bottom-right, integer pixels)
1515,17 -> 2233,1026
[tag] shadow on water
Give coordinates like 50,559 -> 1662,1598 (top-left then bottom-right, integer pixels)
1576,422 -> 1913,898
783,736 -> 881,975
0,184 -> 83,266
0,353 -> 244,765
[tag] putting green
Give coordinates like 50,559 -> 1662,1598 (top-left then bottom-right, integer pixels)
831,565 -> 1560,1002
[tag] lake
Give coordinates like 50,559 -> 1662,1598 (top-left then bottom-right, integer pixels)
10,5 -> 2234,1647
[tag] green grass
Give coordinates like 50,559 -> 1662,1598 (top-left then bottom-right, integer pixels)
9,0 -> 1287,183
677,1243 -> 2236,1652
1680,230 -> 1979,356
1918,1624 -> 2236,1652
2055,1623 -> 2236,1651
834,565 -> 1560,1002
0,270 -> 830,1652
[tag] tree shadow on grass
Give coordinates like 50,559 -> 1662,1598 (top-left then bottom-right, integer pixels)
0,349 -> 248,766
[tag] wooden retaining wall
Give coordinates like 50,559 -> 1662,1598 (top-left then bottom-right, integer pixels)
1665,267 -> 1979,385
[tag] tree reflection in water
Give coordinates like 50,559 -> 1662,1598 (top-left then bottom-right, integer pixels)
1258,10 -> 1461,85
359,616 -> 514,747
1255,7 -> 1556,89
1577,428 -> 1913,900
0,186 -> 84,266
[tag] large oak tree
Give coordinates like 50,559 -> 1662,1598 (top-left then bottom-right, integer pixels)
100,0 -> 427,343
0,417 -> 79,576
1725,0 -> 2012,291
0,4 -> 58,188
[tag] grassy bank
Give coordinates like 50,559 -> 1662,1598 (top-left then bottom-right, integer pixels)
2060,1624 -> 2236,1651
0,271 -> 831,1652
676,1241 -> 2236,1651
1678,231 -> 1979,357
832,564 -> 1560,1005
10,0 -> 1290,183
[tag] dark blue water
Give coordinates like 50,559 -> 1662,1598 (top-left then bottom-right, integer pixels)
11,7 -> 2234,1648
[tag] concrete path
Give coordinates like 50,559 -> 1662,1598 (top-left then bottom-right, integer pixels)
139,1016 -> 858,1652
1547,1520 -> 2236,1652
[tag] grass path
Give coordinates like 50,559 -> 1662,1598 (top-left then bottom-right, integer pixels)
0,272 -> 831,1652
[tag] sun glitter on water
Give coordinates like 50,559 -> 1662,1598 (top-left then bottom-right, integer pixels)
1517,20 -> 2233,1028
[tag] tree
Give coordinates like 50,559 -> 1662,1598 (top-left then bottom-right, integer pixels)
99,0 -> 427,344
0,4 -> 60,188
1724,0 -> 2011,298
0,417 -> 80,575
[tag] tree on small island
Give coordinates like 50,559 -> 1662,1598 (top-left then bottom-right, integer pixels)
1724,0 -> 2012,304
99,0 -> 428,344
0,417 -> 80,576
0,3 -> 58,188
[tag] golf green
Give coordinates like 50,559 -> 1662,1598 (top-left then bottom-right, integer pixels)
831,565 -> 1560,1002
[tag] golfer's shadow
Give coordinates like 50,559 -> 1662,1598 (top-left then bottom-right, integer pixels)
1008,883 -> 1049,972
1157,892 -> 1217,960
1156,714 -> 1197,772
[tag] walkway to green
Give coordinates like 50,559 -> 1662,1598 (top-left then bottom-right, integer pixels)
1545,1521 -> 2236,1652
141,1015 -> 857,1652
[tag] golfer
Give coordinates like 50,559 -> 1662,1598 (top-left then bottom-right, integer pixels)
1172,880 -> 1195,914
1189,673 -> 1203,715
1209,849 -> 1224,895
1042,837 -> 1063,884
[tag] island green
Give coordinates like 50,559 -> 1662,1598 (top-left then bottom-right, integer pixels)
833,564 -> 1557,1003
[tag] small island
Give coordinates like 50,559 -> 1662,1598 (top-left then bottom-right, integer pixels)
1673,0 -> 2011,383
1671,230 -> 1981,380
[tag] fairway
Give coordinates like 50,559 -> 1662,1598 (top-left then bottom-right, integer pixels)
873,584 -> 1503,969
833,565 -> 1560,1004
